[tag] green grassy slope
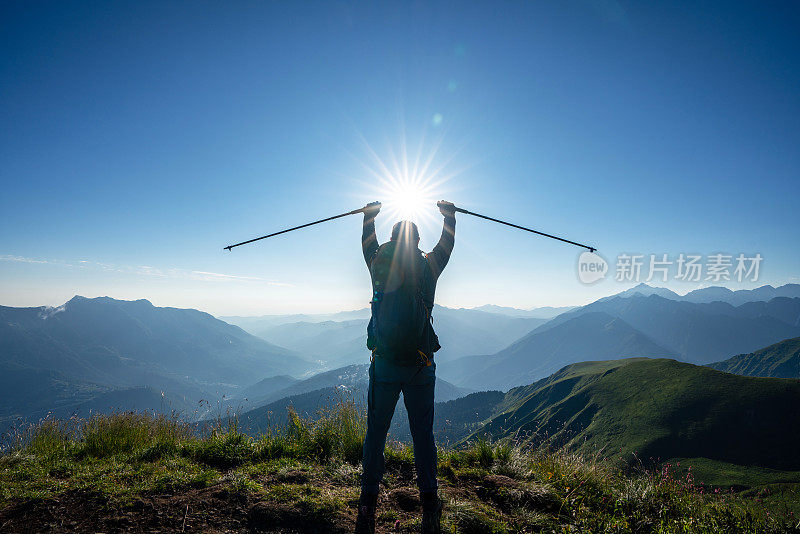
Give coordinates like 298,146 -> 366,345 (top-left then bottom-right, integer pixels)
472,359 -> 800,473
709,336 -> 800,378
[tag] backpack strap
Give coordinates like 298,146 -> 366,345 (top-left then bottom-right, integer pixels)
417,349 -> 432,367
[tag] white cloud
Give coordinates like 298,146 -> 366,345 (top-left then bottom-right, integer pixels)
191,270 -> 263,281
0,254 -> 289,286
0,254 -> 50,264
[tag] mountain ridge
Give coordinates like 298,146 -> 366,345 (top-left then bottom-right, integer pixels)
468,357 -> 800,472
708,336 -> 800,378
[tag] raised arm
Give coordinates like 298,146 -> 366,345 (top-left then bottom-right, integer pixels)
426,201 -> 456,279
361,201 -> 381,266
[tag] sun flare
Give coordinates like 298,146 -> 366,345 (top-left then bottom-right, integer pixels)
384,179 -> 433,222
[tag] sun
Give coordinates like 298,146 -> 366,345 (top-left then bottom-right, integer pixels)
384,179 -> 434,222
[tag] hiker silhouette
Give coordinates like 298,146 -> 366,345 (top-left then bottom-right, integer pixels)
356,200 -> 455,534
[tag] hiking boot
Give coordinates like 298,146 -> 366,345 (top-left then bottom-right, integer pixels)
355,492 -> 377,534
421,492 -> 442,534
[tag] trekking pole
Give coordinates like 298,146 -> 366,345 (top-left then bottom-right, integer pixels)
224,205 -> 375,251
439,202 -> 596,252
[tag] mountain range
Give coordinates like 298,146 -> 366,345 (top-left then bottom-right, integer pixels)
443,291 -> 800,390
222,283 -> 800,392
0,296 -> 316,431
443,311 -> 675,390
537,294 -> 800,361
609,282 -> 800,305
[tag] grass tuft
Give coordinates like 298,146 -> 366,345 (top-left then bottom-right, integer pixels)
79,411 -> 189,458
447,499 -> 509,534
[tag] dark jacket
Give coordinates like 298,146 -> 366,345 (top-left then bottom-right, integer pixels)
361,215 -> 455,361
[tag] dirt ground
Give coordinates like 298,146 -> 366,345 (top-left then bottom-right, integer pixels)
0,485 -> 359,533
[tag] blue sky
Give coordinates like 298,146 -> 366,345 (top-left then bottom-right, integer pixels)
1,1 -> 798,315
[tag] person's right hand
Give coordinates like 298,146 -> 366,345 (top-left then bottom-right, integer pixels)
363,201 -> 381,217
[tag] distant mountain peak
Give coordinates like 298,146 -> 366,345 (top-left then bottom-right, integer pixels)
603,283 -> 681,301
66,295 -> 153,305
470,304 -> 576,319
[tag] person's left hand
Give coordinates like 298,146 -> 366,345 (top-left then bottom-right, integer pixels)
437,200 -> 456,218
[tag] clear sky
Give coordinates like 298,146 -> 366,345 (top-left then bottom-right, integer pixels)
1,1 -> 799,316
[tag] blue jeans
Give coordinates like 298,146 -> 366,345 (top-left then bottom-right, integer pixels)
361,358 -> 437,494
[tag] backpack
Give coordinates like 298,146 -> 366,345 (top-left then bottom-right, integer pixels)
366,241 -> 440,365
